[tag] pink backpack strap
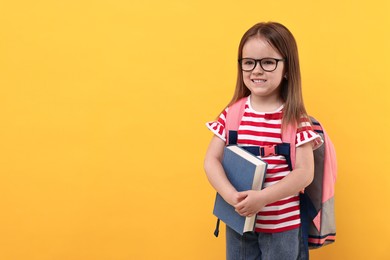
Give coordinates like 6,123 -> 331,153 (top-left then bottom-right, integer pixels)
321,128 -> 337,202
225,97 -> 248,145
281,123 -> 297,169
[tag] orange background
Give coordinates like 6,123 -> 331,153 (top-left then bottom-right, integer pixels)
1,0 -> 389,259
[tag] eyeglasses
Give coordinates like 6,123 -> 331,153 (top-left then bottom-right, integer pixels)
238,58 -> 285,72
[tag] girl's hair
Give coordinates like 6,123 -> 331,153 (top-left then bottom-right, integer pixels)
226,22 -> 308,129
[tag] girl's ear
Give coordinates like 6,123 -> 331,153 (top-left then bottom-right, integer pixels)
284,74 -> 288,79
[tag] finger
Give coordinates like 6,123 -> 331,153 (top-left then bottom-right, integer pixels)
237,191 -> 248,200
234,200 -> 245,210
235,208 -> 247,216
235,205 -> 251,216
236,209 -> 253,218
235,194 -> 250,208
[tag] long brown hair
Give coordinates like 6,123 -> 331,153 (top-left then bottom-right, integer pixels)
226,22 -> 308,129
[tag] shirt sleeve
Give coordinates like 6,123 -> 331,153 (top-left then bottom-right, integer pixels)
205,108 -> 228,142
296,117 -> 323,150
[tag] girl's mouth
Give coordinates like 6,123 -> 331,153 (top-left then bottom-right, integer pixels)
252,79 -> 266,83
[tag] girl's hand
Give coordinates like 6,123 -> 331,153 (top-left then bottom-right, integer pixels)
225,191 -> 246,207
234,190 -> 266,217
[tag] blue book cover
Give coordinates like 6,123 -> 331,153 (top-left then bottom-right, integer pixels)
213,145 -> 267,235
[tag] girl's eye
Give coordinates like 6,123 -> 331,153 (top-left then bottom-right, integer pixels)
244,60 -> 255,65
262,59 -> 276,65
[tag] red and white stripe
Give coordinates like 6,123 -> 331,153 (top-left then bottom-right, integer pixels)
206,109 -> 228,142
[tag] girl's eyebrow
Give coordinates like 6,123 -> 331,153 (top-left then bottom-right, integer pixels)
241,56 -> 283,59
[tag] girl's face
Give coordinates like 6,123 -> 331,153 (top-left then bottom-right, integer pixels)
242,37 -> 285,102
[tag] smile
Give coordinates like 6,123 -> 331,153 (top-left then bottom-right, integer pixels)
252,79 -> 267,83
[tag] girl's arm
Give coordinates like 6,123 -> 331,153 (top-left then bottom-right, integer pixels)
204,136 -> 243,206
235,142 -> 314,217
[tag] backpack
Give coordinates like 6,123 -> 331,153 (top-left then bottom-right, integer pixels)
225,97 -> 337,250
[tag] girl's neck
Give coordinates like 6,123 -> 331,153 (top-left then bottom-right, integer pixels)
249,95 -> 284,113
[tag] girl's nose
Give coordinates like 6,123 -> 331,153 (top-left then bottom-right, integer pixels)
252,61 -> 264,74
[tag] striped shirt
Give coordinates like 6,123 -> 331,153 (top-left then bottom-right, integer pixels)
206,97 -> 323,233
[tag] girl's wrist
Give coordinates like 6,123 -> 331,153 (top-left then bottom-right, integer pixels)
257,188 -> 272,206
225,190 -> 239,206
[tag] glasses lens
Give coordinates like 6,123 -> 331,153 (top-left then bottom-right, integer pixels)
240,58 -> 256,71
261,58 -> 277,72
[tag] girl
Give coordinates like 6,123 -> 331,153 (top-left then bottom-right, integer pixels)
204,22 -> 323,260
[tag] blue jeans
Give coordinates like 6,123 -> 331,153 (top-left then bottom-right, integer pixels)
226,226 -> 300,260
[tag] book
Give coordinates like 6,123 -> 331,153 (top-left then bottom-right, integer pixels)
213,145 -> 267,235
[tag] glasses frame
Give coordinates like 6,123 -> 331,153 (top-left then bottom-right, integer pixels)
238,58 -> 286,72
